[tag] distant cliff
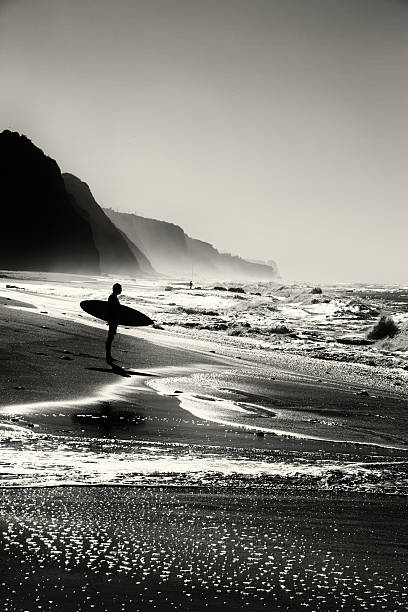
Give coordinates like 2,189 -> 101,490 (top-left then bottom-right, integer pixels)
103,211 -> 190,274
0,131 -> 100,273
63,174 -> 154,275
104,209 -> 279,280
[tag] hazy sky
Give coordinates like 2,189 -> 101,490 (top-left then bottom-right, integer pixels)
1,0 -> 407,283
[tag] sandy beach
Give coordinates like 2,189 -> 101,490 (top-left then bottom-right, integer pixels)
0,275 -> 407,611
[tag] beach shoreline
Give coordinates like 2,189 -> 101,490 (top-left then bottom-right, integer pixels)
1,277 -> 407,610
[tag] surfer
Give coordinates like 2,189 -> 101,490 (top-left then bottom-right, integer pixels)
106,283 -> 122,365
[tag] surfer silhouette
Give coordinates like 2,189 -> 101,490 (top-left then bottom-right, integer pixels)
106,283 -> 122,365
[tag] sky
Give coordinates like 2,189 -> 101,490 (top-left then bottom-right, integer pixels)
0,0 -> 407,283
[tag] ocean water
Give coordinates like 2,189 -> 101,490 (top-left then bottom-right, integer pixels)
2,272 -> 407,367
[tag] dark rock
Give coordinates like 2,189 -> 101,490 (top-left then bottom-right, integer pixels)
269,325 -> 291,335
311,287 -> 323,294
228,287 -> 246,294
336,337 -> 373,346
368,316 -> 399,340
213,286 -> 227,291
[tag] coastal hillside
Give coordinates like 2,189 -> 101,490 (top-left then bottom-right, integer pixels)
104,209 -> 279,280
0,131 -> 100,273
63,173 -> 154,275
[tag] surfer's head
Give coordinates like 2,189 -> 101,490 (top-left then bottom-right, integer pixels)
113,283 -> 122,295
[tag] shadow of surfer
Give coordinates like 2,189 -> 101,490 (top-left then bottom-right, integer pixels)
106,283 -> 122,366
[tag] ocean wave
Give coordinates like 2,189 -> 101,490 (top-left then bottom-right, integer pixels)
1,432 -> 407,493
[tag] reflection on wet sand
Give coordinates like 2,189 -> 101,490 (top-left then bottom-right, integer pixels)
1,488 -> 407,611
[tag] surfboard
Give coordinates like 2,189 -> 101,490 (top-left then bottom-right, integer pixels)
80,300 -> 154,327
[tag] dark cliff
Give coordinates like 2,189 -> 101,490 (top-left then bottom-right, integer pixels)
0,131 -> 99,273
63,174 -> 154,275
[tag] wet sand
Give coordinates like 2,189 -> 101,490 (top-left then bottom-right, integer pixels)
1,487 -> 407,611
0,300 -> 223,408
1,300 -> 408,610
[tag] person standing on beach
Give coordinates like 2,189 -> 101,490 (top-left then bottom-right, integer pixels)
106,283 -> 122,365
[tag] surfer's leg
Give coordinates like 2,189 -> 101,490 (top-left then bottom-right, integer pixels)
106,324 -> 117,364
